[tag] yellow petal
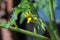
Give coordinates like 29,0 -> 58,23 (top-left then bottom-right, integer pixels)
25,11 -> 32,18
25,12 -> 29,17
27,17 -> 32,23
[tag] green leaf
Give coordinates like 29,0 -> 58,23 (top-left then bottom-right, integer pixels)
18,0 -> 31,10
20,13 -> 25,24
43,0 -> 57,16
34,0 -> 49,16
13,7 -> 23,14
41,23 -> 46,31
34,0 -> 48,9
4,7 -> 19,28
33,0 -> 41,9
34,0 -> 57,16
39,19 -> 46,31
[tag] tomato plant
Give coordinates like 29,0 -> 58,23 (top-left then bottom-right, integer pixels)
0,0 -> 60,40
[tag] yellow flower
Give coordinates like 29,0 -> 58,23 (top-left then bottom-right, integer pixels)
24,11 -> 37,23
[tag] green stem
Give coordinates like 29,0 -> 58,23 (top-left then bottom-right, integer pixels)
9,27 -> 49,40
49,0 -> 55,22
48,0 -> 60,40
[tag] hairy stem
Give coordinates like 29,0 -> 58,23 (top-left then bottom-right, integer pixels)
9,27 -> 49,40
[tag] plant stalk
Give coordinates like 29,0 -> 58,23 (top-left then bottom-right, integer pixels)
48,0 -> 59,40
49,0 -> 55,22
9,27 -> 49,40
